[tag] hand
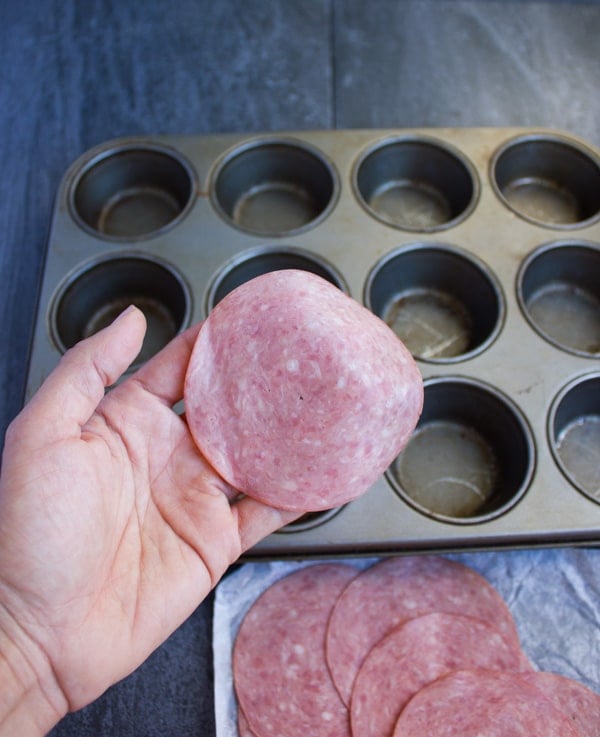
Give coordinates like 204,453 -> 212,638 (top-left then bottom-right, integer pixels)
0,307 -> 297,732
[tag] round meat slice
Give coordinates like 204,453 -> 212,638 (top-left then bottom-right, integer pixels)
184,269 -> 423,512
233,563 -> 357,737
523,671 -> 600,737
237,709 -> 257,737
326,556 -> 521,705
351,612 -> 533,737
392,669 -> 580,737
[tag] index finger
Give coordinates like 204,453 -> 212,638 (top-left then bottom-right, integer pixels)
123,321 -> 203,407
232,496 -> 302,553
11,306 -> 147,447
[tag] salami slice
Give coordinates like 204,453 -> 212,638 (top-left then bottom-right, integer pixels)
326,556 -> 521,705
233,563 -> 357,737
184,269 -> 423,512
392,669 -> 580,737
523,671 -> 600,737
351,613 -> 533,737
237,709 -> 257,737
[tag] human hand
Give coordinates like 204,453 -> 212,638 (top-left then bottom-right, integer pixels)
0,307 -> 298,734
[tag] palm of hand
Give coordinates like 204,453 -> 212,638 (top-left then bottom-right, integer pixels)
0,309 -> 295,712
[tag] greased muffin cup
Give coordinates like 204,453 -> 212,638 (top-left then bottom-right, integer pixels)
26,128 -> 600,557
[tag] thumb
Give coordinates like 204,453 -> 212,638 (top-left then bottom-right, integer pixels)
16,306 -> 147,446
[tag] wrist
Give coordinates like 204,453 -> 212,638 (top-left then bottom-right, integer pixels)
0,601 -> 67,737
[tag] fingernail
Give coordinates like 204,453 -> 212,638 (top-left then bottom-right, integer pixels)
115,305 -> 138,323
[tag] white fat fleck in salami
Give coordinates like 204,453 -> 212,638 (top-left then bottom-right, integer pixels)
326,556 -> 521,706
392,669 -> 581,737
351,612 -> 533,737
233,563 -> 357,737
522,671 -> 600,737
184,269 -> 423,512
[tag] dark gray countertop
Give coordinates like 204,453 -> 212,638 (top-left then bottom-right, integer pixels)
0,1 -> 598,735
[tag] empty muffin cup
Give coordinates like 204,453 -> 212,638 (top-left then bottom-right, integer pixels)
491,134 -> 600,228
518,241 -> 600,357
387,377 -> 534,524
50,253 -> 192,369
549,373 -> 600,502
365,244 -> 504,362
277,507 -> 343,534
70,143 -> 196,239
354,137 -> 478,231
211,138 -> 338,236
206,245 -> 347,311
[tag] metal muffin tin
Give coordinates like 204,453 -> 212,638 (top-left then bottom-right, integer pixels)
25,127 -> 600,557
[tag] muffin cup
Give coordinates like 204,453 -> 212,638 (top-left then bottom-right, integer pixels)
211,138 -> 338,236
549,373 -> 600,503
387,377 -> 535,524
518,241 -> 600,357
49,253 -> 192,370
205,245 -> 347,312
353,136 -> 479,231
365,243 -> 504,362
69,143 -> 196,240
491,134 -> 600,228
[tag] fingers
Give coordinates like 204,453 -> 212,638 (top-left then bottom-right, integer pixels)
124,322 -> 203,407
15,306 -> 147,445
232,497 -> 302,553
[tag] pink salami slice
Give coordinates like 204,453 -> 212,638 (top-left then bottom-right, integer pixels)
237,709 -> 257,737
523,671 -> 600,737
233,563 -> 357,737
350,612 -> 533,737
326,556 -> 521,705
392,669 -> 580,737
184,269 -> 423,512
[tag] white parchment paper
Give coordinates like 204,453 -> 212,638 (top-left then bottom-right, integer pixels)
213,549 -> 600,737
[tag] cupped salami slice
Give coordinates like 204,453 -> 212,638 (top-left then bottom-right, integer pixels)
184,269 -> 423,512
392,669 -> 580,737
326,556 -> 521,705
523,671 -> 600,737
351,612 -> 534,737
233,563 -> 357,737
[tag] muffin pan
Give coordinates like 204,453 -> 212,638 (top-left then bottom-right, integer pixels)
25,127 -> 600,557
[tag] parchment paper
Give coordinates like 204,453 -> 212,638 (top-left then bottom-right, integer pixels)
213,548 -> 600,737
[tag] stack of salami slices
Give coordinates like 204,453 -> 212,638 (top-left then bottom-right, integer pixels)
232,557 -> 600,737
